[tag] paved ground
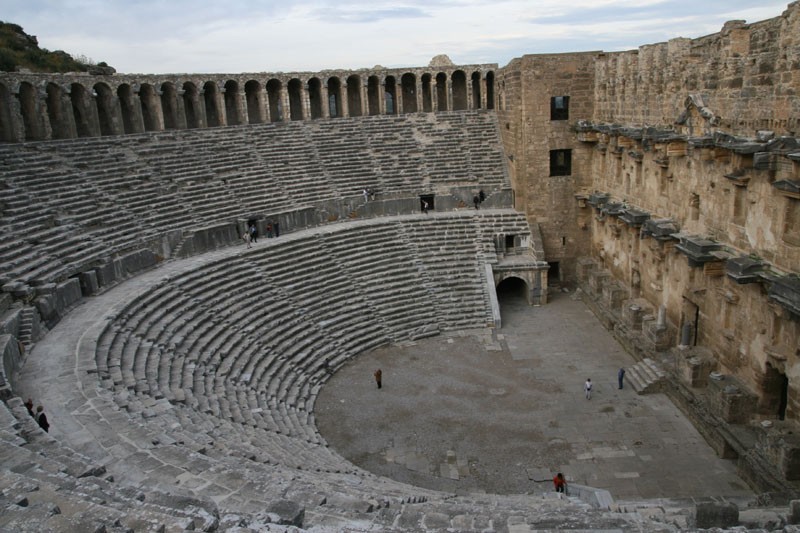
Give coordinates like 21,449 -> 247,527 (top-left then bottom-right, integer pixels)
315,289 -> 754,501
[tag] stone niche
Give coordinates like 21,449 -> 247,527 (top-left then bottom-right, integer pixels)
756,426 -> 800,481
676,346 -> 717,387
707,373 -> 757,424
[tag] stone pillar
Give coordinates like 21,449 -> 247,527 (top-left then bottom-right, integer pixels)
175,89 -> 188,129
217,87 -> 229,127
280,86 -> 290,122
4,91 -> 25,143
302,83 -> 311,120
321,83 -> 330,119
416,77 -> 423,113
339,81 -> 349,118
195,89 -> 209,129
60,88 -> 79,139
657,305 -> 667,328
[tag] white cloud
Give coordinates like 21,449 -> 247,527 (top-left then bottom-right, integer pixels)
2,0 -> 792,73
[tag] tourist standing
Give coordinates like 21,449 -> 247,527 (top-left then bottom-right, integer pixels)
618,368 -> 626,389
584,378 -> 592,399
553,472 -> 567,493
35,405 -> 49,432
374,369 -> 382,389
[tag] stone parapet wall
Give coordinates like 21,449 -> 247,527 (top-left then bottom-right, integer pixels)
592,3 -> 800,137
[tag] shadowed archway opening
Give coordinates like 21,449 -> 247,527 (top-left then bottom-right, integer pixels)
496,276 -> 528,304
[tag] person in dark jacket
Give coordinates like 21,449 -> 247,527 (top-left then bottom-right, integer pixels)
35,405 -> 50,432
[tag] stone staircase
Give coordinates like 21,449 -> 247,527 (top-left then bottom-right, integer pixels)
626,357 -> 667,394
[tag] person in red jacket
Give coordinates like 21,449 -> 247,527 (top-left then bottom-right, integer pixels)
553,472 -> 567,493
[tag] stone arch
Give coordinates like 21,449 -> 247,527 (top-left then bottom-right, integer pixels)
308,77 -> 323,119
436,72 -> 448,111
401,73 -> 417,113
452,70 -> 467,111
93,82 -> 117,136
486,71 -> 495,110
70,83 -> 94,137
244,80 -> 263,124
346,75 -> 362,117
182,82 -> 201,129
496,275 -> 530,299
421,73 -> 432,112
287,78 -> 303,121
203,81 -> 222,127
266,78 -> 283,122
18,82 -> 44,141
471,71 -> 482,109
0,83 -> 14,142
224,80 -> 241,126
327,77 -> 342,118
385,76 -> 397,115
367,75 -> 381,116
160,82 -> 180,130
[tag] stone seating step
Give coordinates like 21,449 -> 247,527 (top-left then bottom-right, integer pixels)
627,357 -> 667,394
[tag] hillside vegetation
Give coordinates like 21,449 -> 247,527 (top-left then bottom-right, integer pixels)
0,21 -> 115,74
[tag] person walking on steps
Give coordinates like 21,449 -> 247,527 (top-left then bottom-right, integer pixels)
553,472 -> 567,494
584,378 -> 592,399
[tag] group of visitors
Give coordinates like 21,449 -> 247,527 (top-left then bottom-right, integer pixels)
243,221 -> 280,248
24,398 -> 49,432
362,188 -> 376,202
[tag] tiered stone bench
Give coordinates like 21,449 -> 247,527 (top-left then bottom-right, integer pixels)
0,110 -> 508,293
4,209 -> 754,530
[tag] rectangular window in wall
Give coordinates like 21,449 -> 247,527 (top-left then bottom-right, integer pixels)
551,96 -> 569,120
550,149 -> 572,176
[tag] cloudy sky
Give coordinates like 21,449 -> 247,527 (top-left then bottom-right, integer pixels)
2,1 -> 791,74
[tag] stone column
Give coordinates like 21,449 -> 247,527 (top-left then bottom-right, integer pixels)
129,87 -> 146,134
340,81 -> 350,118
321,83 -> 330,119
174,89 -> 188,129
217,87 -> 229,127
416,77 -> 423,113
6,90 -> 25,142
302,83 -> 311,120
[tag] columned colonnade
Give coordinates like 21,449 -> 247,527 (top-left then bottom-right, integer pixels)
0,64 -> 497,142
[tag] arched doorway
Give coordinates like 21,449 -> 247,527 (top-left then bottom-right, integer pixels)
287,78 -> 303,121
496,276 -> 529,325
452,71 -> 467,111
245,79 -> 263,124
308,78 -> 323,119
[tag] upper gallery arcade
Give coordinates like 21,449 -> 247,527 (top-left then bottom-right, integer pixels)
0,62 -> 497,143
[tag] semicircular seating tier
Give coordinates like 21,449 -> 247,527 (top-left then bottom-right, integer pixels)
0,110 -> 509,288
93,212 -> 532,474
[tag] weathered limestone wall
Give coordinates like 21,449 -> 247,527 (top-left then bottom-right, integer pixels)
499,1 -> 800,474
496,53 -> 597,281
593,3 -> 800,136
